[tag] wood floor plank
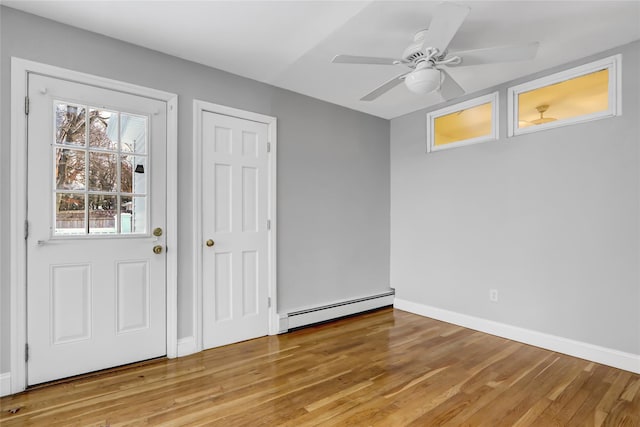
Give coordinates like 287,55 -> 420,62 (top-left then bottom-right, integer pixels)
1,307 -> 638,426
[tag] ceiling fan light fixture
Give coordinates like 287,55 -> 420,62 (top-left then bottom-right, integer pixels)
404,66 -> 441,94
530,104 -> 557,125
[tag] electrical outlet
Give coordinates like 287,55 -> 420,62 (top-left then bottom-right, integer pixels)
489,289 -> 498,302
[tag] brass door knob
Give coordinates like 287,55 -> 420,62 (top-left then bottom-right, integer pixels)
153,245 -> 163,254
206,239 -> 215,247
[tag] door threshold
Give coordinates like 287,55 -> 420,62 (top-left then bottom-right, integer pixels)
27,356 -> 167,390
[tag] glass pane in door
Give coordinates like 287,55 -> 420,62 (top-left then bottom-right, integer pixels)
88,152 -> 118,192
120,195 -> 146,234
88,194 -> 117,234
55,148 -> 86,190
88,108 -> 118,149
55,193 -> 86,235
55,103 -> 86,146
121,113 -> 147,154
121,155 -> 146,194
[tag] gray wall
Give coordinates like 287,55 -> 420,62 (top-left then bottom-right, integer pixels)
391,41 -> 640,355
0,6 -> 391,373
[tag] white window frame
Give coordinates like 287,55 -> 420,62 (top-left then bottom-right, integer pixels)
426,92 -> 499,153
51,104 -> 151,238
507,54 -> 622,137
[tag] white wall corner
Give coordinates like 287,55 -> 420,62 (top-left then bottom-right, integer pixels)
177,336 -> 198,357
394,298 -> 640,374
1,372 -> 11,397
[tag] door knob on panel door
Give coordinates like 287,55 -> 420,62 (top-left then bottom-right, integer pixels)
153,245 -> 163,254
206,239 -> 215,247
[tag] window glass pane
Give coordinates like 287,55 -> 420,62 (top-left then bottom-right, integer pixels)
89,152 -> 118,192
55,193 -> 85,235
89,108 -> 119,150
121,155 -> 146,194
518,69 -> 609,129
55,148 -> 86,190
120,196 -> 146,234
55,103 -> 86,146
434,102 -> 492,147
121,113 -> 147,154
51,103 -> 151,238
88,195 -> 117,234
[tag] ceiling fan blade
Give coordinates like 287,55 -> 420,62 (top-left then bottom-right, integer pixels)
422,2 -> 470,54
450,42 -> 539,66
439,68 -> 465,100
332,54 -> 399,65
361,73 -> 409,101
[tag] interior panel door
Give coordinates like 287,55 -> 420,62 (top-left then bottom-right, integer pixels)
201,111 -> 269,349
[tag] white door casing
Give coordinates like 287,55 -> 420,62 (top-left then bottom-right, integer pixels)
26,74 -> 167,385
193,100 -> 277,353
10,58 -> 178,393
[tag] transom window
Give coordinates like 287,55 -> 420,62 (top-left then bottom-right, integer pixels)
53,102 -> 148,236
508,54 -> 621,136
426,92 -> 499,152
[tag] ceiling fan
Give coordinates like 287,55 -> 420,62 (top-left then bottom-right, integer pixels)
518,104 -> 558,127
530,104 -> 557,125
332,2 -> 539,102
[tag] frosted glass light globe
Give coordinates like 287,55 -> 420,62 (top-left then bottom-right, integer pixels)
405,67 -> 441,94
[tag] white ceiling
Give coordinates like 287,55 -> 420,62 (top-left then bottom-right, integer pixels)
3,0 -> 639,119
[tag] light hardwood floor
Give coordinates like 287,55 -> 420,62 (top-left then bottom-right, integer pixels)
1,308 -> 638,426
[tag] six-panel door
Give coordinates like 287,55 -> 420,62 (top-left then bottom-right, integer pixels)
202,111 -> 269,349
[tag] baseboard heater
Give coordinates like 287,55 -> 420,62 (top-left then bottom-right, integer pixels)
280,290 -> 395,332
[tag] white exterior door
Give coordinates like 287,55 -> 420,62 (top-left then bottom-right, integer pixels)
202,111 -> 270,349
26,74 -> 167,385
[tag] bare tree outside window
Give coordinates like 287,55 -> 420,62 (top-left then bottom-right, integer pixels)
55,104 -> 137,233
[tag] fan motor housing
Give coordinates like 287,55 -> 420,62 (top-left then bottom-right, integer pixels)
402,30 -> 448,65
402,41 -> 426,63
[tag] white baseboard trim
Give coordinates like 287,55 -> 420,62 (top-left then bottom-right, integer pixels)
394,298 -> 640,374
177,336 -> 198,357
1,372 -> 11,397
281,291 -> 395,332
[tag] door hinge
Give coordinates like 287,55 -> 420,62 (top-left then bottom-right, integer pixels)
25,96 -> 29,115
268,297 -> 271,308
25,344 -> 29,362
267,219 -> 271,230
24,220 -> 29,240
267,142 -> 271,153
